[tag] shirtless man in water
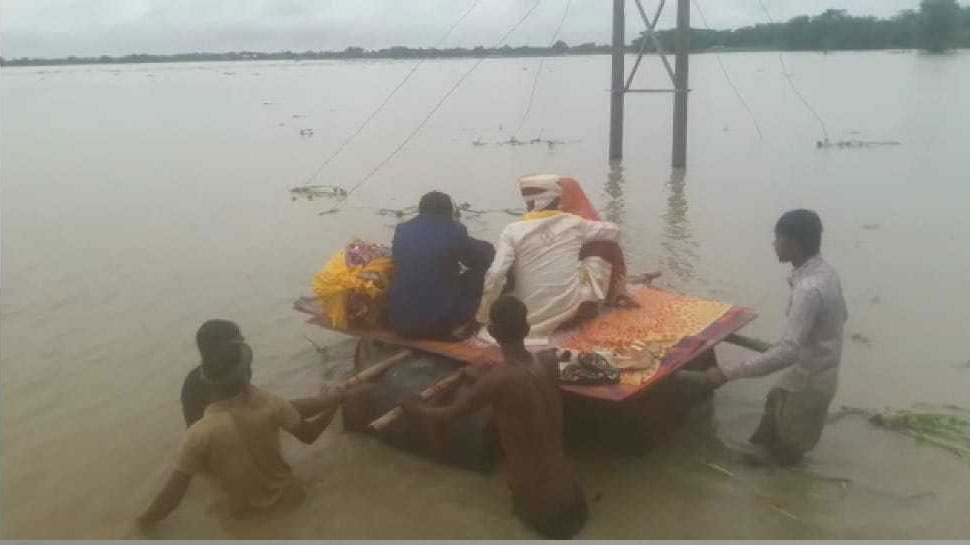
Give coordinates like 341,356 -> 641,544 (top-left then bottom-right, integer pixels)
403,295 -> 588,539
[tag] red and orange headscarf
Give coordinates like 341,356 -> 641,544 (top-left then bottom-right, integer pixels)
517,174 -> 628,302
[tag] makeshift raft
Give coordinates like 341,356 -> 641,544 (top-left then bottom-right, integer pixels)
294,285 -> 756,403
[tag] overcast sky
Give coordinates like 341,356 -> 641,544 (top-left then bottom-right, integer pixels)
1,0 -> 935,58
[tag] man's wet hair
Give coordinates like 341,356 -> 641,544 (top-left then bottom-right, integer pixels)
196,319 -> 241,362
489,296 -> 530,344
776,209 -> 823,256
419,191 -> 454,217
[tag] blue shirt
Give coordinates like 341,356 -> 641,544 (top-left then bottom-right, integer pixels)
387,214 -> 475,336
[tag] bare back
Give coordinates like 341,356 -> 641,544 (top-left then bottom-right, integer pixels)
490,352 -> 576,510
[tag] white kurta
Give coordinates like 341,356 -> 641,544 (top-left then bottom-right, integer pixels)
477,213 -> 620,336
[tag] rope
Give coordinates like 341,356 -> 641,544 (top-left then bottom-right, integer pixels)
691,0 -> 764,140
755,0 -> 830,141
299,0 -> 484,187
514,0 -> 574,138
339,0 -> 546,203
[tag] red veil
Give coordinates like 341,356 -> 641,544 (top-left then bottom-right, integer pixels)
558,178 -> 628,303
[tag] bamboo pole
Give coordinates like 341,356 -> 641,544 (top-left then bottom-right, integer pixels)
340,349 -> 413,388
724,334 -> 771,354
368,370 -> 464,432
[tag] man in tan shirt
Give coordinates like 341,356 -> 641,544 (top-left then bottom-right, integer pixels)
138,329 -> 352,529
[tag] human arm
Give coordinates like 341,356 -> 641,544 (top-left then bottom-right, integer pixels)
137,469 -> 192,530
402,370 -> 504,425
138,430 -> 204,529
270,390 -> 344,445
289,387 -> 347,419
288,408 -> 340,445
476,228 -> 516,324
460,364 -> 492,384
580,218 -> 621,243
714,286 -> 821,384
454,224 -> 494,271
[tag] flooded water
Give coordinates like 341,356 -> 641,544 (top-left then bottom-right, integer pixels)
3,50 -> 970,539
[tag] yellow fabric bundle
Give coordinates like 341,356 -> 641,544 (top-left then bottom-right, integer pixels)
312,251 -> 394,330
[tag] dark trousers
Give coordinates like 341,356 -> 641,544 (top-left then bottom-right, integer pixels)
451,237 -> 495,325
750,387 -> 831,465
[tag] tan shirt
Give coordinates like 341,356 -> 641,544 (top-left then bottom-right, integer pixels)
174,386 -> 301,514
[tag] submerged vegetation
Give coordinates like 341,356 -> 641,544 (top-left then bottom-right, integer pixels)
870,406 -> 970,461
832,404 -> 970,462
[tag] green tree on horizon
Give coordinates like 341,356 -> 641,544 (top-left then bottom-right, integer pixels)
4,5 -> 970,67
920,0 -> 962,51
631,4 -> 970,53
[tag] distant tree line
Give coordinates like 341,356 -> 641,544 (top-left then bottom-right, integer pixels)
0,41 -> 609,67
635,1 -> 970,53
3,2 -> 968,67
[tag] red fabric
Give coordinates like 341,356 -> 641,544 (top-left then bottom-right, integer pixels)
559,178 -> 602,221
558,178 -> 628,302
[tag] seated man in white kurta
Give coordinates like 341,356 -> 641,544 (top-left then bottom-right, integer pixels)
476,175 -> 623,338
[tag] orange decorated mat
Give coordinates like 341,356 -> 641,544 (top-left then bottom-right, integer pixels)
294,286 -> 756,403
552,286 -> 735,386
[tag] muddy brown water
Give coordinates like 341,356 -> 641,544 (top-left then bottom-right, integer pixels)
3,50 -> 970,538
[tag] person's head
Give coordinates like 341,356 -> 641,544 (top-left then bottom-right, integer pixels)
196,319 -> 250,397
519,174 -> 563,212
418,191 -> 454,217
201,339 -> 253,398
487,296 -> 530,348
774,209 -> 823,264
196,319 -> 242,362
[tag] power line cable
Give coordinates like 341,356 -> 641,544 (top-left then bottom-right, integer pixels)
514,0 -> 574,138
300,0 -> 484,187
691,0 -> 764,140
337,0 -> 546,204
755,0 -> 830,141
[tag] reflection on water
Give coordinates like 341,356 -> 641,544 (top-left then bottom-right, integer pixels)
660,169 -> 699,285
602,161 -> 625,226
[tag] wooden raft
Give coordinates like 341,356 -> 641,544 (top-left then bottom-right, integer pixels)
294,286 -> 756,404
